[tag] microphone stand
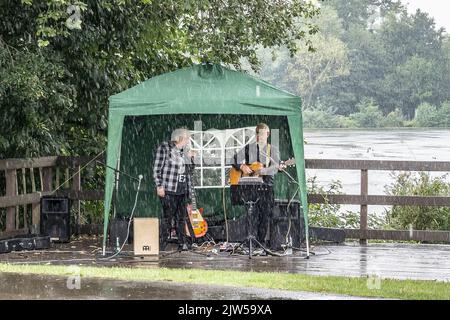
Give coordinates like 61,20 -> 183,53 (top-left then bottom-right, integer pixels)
257,147 -> 310,259
96,161 -> 142,182
96,161 -> 144,257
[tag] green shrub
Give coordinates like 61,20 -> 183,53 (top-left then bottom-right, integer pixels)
307,176 -> 386,229
308,176 -> 344,227
350,99 -> 384,128
336,116 -> 358,128
414,101 -> 450,127
385,172 -> 450,230
414,103 -> 441,127
381,108 -> 405,127
303,101 -> 407,128
303,106 -> 344,128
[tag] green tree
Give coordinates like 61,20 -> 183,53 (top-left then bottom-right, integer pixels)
380,9 -> 446,63
382,55 -> 448,119
318,2 -> 450,120
0,0 -> 320,157
326,0 -> 402,31
0,40 -> 76,157
377,10 -> 450,118
258,5 -> 350,109
304,0 -> 400,115
285,33 -> 350,109
445,37 -> 450,68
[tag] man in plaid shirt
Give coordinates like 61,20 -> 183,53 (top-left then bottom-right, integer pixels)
153,128 -> 194,251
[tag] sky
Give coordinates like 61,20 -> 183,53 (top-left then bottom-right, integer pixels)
400,0 -> 450,33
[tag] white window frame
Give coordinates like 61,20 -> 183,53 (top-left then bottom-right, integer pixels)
189,127 -> 256,188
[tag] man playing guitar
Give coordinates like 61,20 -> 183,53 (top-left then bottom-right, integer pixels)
232,123 -> 280,246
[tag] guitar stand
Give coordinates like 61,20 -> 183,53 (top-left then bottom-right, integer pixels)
161,218 -> 211,258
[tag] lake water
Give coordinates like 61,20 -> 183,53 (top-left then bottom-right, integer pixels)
303,129 -> 450,214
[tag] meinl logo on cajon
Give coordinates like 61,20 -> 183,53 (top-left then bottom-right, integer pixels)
133,218 -> 159,257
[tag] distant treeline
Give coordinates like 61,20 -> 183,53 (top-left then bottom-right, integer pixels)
302,100 -> 450,128
257,0 -> 450,127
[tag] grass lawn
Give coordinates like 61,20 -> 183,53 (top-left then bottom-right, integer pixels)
0,263 -> 449,300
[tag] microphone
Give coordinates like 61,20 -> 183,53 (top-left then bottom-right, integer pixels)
138,174 -> 143,180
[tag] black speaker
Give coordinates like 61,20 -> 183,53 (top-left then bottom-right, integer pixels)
269,199 -> 305,250
40,196 -> 71,242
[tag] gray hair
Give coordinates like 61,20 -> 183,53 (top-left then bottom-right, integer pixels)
171,128 -> 190,143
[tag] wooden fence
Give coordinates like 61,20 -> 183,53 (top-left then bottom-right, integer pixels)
306,159 -> 450,244
0,156 -> 104,238
1,156 -> 449,243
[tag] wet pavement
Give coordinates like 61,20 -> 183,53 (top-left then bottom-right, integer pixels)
0,237 -> 449,282
0,272 -> 377,300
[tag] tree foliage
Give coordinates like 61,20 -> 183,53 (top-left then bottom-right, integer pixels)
258,0 -> 450,122
259,5 -> 349,110
0,0 -> 320,157
0,40 -> 76,156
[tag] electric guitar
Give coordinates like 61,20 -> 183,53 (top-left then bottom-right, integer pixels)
229,158 -> 296,185
185,171 -> 208,238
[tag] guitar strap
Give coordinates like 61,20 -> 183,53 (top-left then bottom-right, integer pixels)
244,143 -> 271,167
245,144 -> 249,164
185,168 -> 197,242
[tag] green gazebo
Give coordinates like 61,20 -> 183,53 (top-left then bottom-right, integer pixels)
102,63 -> 310,256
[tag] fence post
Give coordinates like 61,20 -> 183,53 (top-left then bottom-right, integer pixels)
56,167 -> 60,190
72,164 -> 81,235
42,167 -> 53,192
21,168 -> 27,229
65,168 -> 70,188
360,169 -> 368,245
5,169 -> 17,231
30,167 -> 40,234
15,173 -> 19,229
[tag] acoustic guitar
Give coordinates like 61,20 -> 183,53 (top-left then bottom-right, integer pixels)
229,158 -> 296,185
185,171 -> 208,238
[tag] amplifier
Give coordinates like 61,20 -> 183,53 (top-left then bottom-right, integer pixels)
226,217 -> 247,242
133,218 -> 159,256
269,199 -> 305,250
206,199 -> 306,248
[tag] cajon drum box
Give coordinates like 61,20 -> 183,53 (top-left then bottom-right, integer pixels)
133,218 -> 159,255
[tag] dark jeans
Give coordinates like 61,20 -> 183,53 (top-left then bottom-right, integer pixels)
248,188 -> 274,245
159,193 -> 191,250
